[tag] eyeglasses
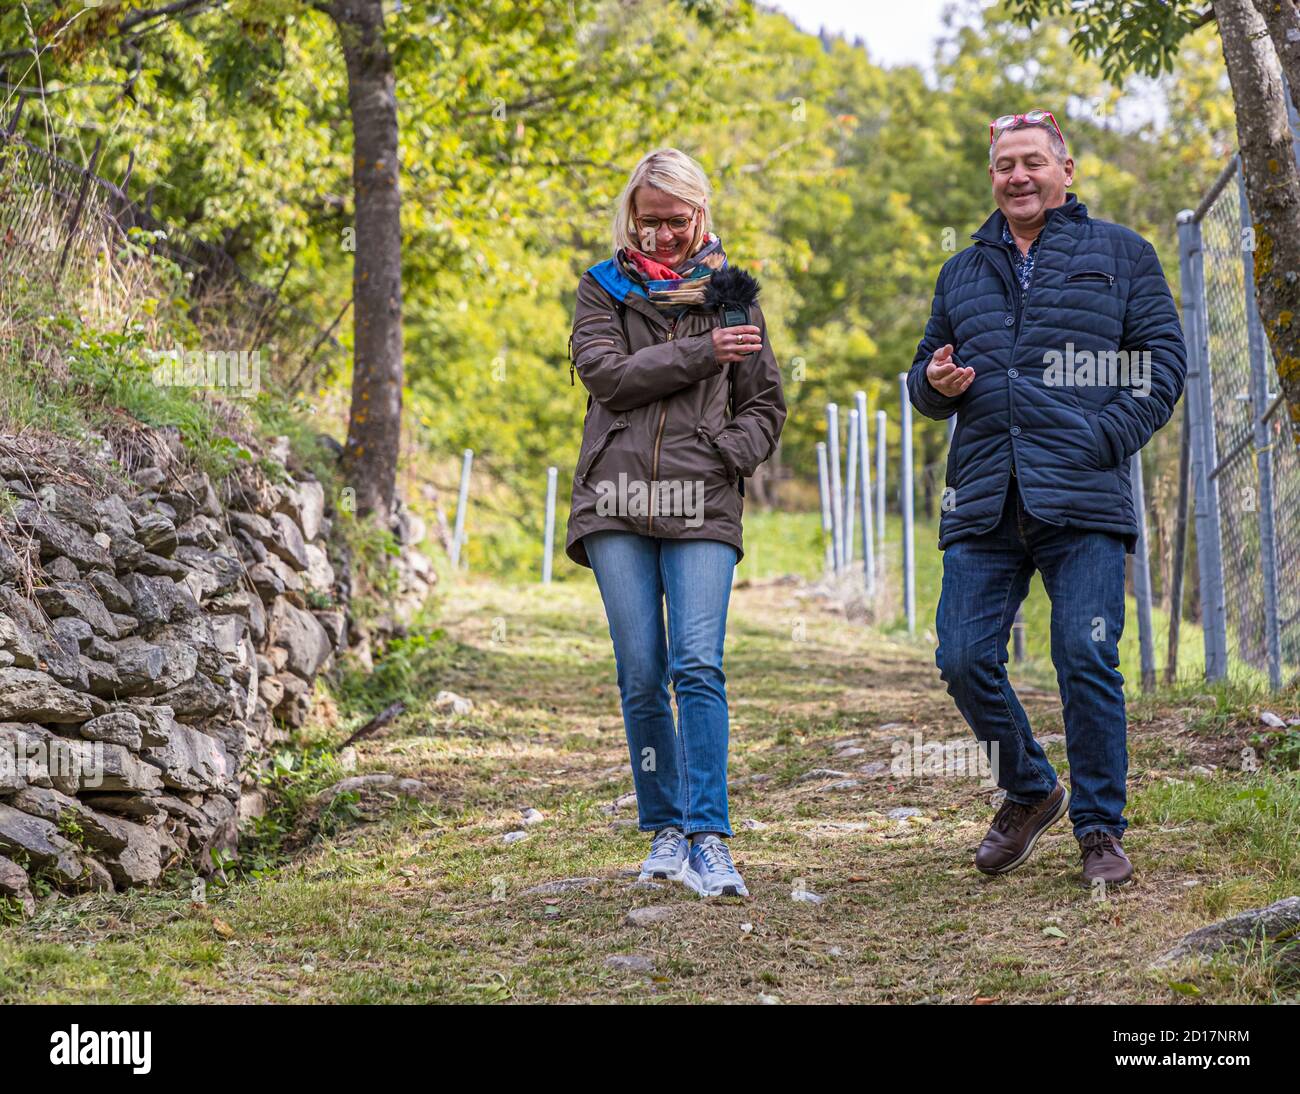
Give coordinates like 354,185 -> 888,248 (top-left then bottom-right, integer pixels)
990,110 -> 1068,156
633,213 -> 695,233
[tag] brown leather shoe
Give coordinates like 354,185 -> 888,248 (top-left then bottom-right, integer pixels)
1079,830 -> 1133,885
975,781 -> 1069,875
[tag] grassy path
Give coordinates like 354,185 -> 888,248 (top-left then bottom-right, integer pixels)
1,574 -> 1296,1003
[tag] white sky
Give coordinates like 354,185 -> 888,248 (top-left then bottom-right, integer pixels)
767,0 -> 955,71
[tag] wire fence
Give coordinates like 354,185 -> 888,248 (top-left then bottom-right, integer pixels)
0,99 -> 346,394
1181,152 -> 1299,690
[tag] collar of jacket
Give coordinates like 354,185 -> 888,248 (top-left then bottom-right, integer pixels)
586,257 -> 677,331
971,191 -> 1088,246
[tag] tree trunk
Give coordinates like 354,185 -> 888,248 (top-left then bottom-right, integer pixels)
1252,1 -> 1300,101
326,0 -> 403,523
1218,0 -> 1300,447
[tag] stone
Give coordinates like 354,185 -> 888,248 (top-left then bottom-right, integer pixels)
109,533 -> 145,573
0,668 -> 93,723
267,512 -> 309,571
78,711 -> 144,750
134,511 -> 178,557
276,479 -> 325,541
625,905 -> 676,927
46,738 -> 164,794
502,830 -> 528,844
44,556 -> 80,582
248,562 -> 285,602
0,802 -> 102,890
313,610 -> 346,649
0,854 -> 35,917
604,954 -> 655,973
52,616 -> 93,652
138,706 -> 231,793
268,600 -> 332,680
434,690 -> 474,716
34,580 -> 118,638
520,807 -> 544,826
86,569 -> 133,612
1155,897 -> 1300,966
135,551 -> 189,580
11,500 -> 111,570
1260,711 -> 1287,729
887,807 -> 923,820
94,494 -> 136,537
303,543 -> 335,593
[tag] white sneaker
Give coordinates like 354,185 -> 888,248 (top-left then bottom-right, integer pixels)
685,834 -> 749,898
638,827 -> 694,884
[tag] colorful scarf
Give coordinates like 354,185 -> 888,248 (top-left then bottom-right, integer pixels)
615,233 -> 727,311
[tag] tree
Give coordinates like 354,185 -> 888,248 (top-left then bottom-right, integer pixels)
1009,0 -> 1300,447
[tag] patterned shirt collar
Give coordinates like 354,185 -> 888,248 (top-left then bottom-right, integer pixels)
1001,220 -> 1041,296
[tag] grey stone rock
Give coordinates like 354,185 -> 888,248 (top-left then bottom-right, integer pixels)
138,706 -> 231,793
12,500 -> 111,570
625,905 -> 676,927
0,854 -> 35,917
44,556 -> 80,582
267,512 -> 309,572
52,616 -> 93,652
0,668 -> 93,723
277,479 -> 325,542
86,570 -> 133,612
1155,897 -> 1300,966
0,802 -> 103,890
34,580 -> 118,638
135,551 -> 189,580
78,711 -> 144,750
604,953 -> 655,973
269,600 -> 332,680
134,511 -> 178,557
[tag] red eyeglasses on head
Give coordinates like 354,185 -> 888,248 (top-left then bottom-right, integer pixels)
990,110 -> 1068,157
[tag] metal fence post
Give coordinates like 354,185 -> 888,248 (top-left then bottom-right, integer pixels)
542,465 -> 557,585
875,410 -> 887,583
1177,211 -> 1228,681
1130,451 -> 1157,692
1237,165 -> 1284,690
816,441 -> 833,575
898,373 -> 915,635
855,391 -> 875,596
450,448 -> 473,571
844,408 -> 859,565
826,403 -> 844,573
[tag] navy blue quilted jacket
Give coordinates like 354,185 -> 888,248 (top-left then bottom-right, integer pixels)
907,193 -> 1186,553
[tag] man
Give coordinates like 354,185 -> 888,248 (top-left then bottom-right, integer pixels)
906,111 -> 1186,885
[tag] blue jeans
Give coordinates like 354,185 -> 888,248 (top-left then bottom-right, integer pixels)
584,531 -> 738,837
935,480 -> 1129,839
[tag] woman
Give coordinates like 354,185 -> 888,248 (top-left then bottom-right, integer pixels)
564,148 -> 787,898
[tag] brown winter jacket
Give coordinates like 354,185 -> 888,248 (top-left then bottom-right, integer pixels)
564,266 -> 787,568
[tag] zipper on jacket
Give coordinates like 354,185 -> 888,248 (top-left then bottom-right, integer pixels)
570,312 -> 617,385
1065,270 -> 1114,285
646,315 -> 679,534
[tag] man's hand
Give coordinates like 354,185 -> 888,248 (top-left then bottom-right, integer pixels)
926,343 -> 974,397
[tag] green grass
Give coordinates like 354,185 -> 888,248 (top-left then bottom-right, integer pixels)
2,569 -> 1296,1004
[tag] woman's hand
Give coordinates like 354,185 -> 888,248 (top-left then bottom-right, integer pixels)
712,324 -> 763,363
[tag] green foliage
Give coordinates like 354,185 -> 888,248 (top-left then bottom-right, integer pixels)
1008,0 -> 1212,79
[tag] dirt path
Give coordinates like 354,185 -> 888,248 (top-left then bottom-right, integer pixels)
1,575 -> 1287,1003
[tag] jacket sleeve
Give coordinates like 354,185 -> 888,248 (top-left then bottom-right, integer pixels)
710,303 -> 787,479
1094,240 -> 1187,466
570,274 -> 723,413
906,261 -> 964,421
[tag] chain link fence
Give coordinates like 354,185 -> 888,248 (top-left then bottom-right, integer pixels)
1181,153 -> 1299,690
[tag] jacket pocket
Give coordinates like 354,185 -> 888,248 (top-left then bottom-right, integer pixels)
1065,270 -> 1115,286
575,419 -> 628,484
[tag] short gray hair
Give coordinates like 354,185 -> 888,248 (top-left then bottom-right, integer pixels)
989,120 -> 1069,167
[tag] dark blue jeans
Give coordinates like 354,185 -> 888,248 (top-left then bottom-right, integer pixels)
935,479 -> 1129,839
584,531 -> 738,837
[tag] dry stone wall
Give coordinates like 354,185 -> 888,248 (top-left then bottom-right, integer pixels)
0,437 -> 349,916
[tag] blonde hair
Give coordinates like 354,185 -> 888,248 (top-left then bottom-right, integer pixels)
611,148 -> 713,256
